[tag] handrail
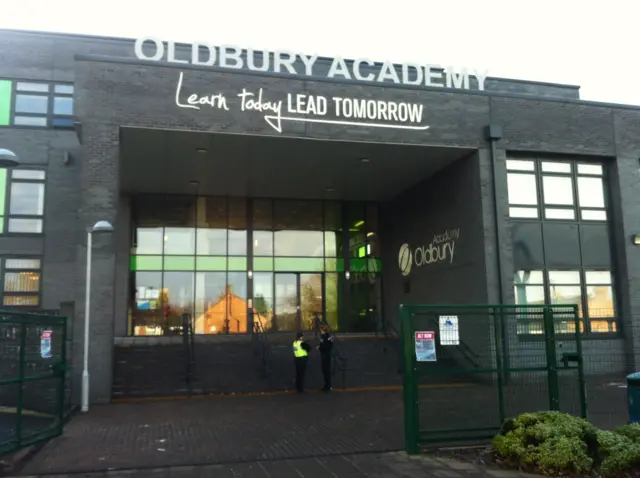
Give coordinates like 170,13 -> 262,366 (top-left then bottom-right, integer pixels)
252,312 -> 272,377
181,313 -> 195,395
379,319 -> 404,374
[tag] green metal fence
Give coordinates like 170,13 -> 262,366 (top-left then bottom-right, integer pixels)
400,304 -> 587,453
0,310 -> 67,456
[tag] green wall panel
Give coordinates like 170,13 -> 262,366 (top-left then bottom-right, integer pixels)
0,81 -> 12,126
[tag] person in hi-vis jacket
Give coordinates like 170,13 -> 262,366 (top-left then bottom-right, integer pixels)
292,332 -> 311,393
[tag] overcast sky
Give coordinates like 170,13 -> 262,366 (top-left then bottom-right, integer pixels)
2,0 -> 638,105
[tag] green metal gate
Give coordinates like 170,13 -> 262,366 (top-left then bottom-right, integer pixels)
400,304 -> 587,453
0,310 -> 67,456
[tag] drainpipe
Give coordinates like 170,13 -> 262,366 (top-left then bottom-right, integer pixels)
485,124 -> 510,383
485,124 -> 505,303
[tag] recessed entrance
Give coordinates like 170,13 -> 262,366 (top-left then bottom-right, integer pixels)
115,126 -> 476,397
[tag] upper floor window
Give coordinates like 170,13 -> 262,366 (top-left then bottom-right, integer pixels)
0,79 -> 74,129
506,158 -> 607,221
0,168 -> 46,234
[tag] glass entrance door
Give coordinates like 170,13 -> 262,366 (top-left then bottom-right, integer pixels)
274,273 -> 324,331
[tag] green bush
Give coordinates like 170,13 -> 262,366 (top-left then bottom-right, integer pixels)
492,412 -> 640,476
596,430 -> 640,476
492,411 -> 596,475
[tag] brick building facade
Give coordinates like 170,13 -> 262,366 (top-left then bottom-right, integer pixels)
1,29 -> 639,404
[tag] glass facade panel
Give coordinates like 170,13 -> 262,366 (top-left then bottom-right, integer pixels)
129,196 -> 377,335
507,173 -> 537,205
542,176 -> 574,205
228,198 -> 247,255
253,272 -> 274,331
15,95 -> 48,114
577,177 -> 605,208
9,182 -> 44,215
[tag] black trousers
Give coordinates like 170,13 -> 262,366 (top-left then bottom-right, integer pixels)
295,356 -> 308,392
321,355 -> 332,390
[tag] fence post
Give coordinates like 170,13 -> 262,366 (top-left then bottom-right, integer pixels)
572,305 -> 588,418
57,316 -> 68,435
400,305 -> 419,454
491,308 -> 506,423
16,322 -> 27,445
543,306 -> 560,411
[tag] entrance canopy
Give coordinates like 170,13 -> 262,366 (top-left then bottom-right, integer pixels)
119,128 -> 474,201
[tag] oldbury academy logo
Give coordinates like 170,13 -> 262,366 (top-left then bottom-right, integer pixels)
398,243 -> 413,276
398,229 -> 460,276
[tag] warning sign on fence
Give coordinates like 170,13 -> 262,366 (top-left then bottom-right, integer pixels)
40,330 -> 52,359
415,331 -> 437,362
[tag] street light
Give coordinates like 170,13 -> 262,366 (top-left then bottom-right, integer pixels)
0,149 -> 20,168
81,220 -> 114,413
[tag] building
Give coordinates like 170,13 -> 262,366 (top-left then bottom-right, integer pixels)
0,28 -> 638,404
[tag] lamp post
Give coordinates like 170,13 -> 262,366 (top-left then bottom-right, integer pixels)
0,149 -> 20,167
81,220 -> 114,413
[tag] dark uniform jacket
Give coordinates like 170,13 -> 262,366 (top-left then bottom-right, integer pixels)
318,333 -> 334,357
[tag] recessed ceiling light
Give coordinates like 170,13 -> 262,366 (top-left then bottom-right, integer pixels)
360,158 -> 370,163
326,187 -> 335,192
189,180 -> 199,187
196,148 -> 207,153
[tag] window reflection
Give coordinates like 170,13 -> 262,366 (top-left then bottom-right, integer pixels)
194,272 -> 226,334
197,197 -> 227,255
164,228 -> 196,255
274,231 -> 324,257
135,228 -> 163,254
254,230 -> 274,256
253,272 -> 274,331
129,196 -> 369,335
9,182 -> 45,215
274,200 -> 323,257
228,198 -> 247,255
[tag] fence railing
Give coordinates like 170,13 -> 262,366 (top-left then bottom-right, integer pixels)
400,304 -> 587,452
252,312 -> 273,378
181,313 -> 196,395
0,309 -> 68,456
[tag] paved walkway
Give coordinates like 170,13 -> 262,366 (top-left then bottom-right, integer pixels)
14,452 -> 538,477
6,381 -> 625,477
18,391 -> 404,475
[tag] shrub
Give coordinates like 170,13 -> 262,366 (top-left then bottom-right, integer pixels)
612,423 -> 640,443
596,429 -> 640,476
493,413 -> 640,476
492,411 -> 596,475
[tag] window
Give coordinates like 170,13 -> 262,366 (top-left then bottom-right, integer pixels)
506,157 -> 608,221
2,258 -> 42,307
0,79 -> 74,128
1,169 -> 46,233
515,269 -> 616,336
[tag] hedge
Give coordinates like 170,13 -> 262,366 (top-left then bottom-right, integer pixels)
492,411 -> 640,476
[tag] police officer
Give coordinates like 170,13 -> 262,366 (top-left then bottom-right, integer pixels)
293,332 -> 310,393
318,325 -> 334,391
